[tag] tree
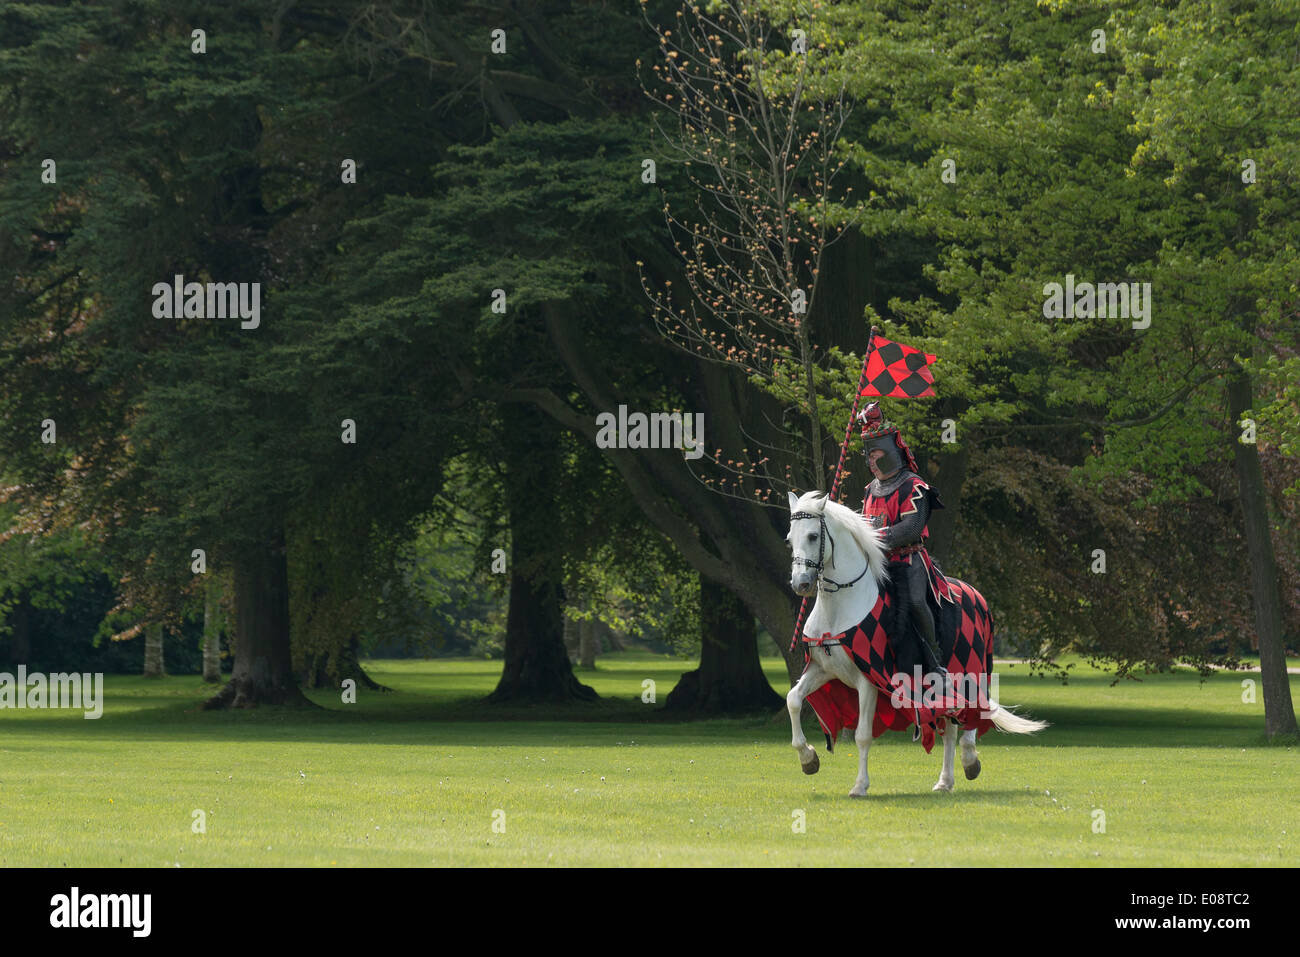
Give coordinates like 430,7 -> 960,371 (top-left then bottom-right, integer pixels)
665,574 -> 781,712
343,1 -> 792,704
0,507 -> 115,669
640,0 -> 856,496
0,2 -> 326,705
0,1 -> 465,704
1106,0 -> 1299,736
808,0 -> 1297,728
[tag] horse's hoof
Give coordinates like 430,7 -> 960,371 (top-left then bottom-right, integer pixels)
932,781 -> 953,792
964,758 -> 981,780
849,789 -> 868,798
801,752 -> 820,775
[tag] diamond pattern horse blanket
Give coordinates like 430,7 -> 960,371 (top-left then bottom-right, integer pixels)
802,575 -> 996,753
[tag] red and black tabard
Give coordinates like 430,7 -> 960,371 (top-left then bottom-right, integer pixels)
863,471 -> 953,603
863,473 -> 931,562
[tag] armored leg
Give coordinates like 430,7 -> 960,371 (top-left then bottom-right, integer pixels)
906,558 -> 945,673
905,558 -> 950,739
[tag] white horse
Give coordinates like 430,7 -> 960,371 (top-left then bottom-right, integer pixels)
785,489 -> 1047,797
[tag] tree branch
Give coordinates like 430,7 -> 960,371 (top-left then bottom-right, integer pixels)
499,386 -> 735,586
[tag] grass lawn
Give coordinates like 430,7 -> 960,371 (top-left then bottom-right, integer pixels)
0,653 -> 1295,866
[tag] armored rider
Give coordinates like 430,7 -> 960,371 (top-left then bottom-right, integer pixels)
857,402 -> 951,718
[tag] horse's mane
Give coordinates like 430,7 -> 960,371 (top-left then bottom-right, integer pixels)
791,490 -> 888,586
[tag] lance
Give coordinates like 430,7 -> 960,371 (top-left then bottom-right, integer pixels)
788,325 -> 879,654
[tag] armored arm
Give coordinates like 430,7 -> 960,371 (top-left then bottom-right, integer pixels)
878,484 -> 931,552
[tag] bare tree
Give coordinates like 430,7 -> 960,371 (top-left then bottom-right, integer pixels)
640,0 -> 855,498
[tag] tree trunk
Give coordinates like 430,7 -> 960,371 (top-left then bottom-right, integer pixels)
143,624 -> 165,678
488,404 -> 597,703
490,561 -> 598,702
562,612 -> 580,660
924,442 -> 970,565
1227,370 -> 1297,738
665,576 -> 783,713
534,303 -> 805,683
7,597 -> 32,665
578,618 -> 599,669
205,533 -> 311,708
603,621 -> 629,652
299,635 -> 389,691
202,579 -> 222,682
694,357 -> 806,683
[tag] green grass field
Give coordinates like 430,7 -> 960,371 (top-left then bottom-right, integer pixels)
1,654 -> 1295,866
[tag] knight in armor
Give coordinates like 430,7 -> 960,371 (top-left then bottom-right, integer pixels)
857,402 -> 951,723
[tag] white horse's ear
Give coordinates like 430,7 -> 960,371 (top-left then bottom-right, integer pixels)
787,490 -> 800,511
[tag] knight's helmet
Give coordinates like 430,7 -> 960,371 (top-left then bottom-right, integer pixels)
857,402 -> 919,475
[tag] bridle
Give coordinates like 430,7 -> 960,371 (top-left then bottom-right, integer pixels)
789,510 -> 870,593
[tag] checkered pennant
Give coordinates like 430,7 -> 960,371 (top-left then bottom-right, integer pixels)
859,336 -> 937,399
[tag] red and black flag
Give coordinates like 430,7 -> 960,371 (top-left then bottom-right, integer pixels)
859,336 -> 936,398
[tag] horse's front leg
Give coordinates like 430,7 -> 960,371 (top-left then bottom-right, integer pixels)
850,681 -> 878,798
933,720 -> 957,792
787,656 -> 827,775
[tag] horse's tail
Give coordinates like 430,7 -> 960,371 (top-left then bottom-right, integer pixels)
972,585 -> 1046,735
985,700 -> 1049,735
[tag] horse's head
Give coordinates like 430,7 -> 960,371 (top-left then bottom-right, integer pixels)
786,489 -> 887,598
787,490 -> 832,597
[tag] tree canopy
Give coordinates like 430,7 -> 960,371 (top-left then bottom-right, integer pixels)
0,0 -> 1295,735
